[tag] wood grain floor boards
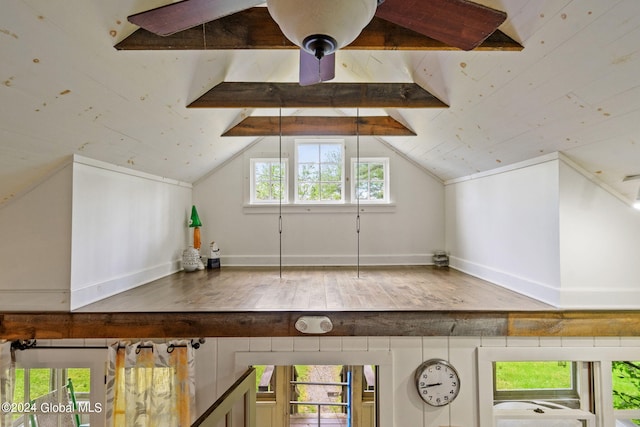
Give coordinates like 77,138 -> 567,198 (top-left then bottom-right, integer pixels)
75,266 -> 553,312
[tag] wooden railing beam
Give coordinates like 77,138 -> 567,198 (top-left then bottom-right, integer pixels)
3,311 -> 640,339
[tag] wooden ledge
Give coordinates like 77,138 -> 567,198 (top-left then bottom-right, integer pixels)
1,311 -> 640,340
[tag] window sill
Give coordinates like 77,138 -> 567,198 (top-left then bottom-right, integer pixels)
243,203 -> 396,214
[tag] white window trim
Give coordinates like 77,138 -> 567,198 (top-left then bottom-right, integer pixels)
350,157 -> 390,204
250,157 -> 288,205
294,139 -> 345,204
478,346 -> 640,427
14,348 -> 106,427
236,350 -> 392,427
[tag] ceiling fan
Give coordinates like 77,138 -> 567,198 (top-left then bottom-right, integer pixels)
127,0 -> 507,86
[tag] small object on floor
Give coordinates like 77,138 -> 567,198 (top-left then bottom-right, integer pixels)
182,246 -> 201,272
433,250 -> 449,267
208,241 -> 221,269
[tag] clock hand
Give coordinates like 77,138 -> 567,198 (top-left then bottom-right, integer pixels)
424,382 -> 443,387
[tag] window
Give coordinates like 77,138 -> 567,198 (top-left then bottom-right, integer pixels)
295,140 -> 344,203
352,158 -> 389,203
250,158 -> 287,204
12,367 -> 93,427
253,364 -> 377,427
613,361 -> 640,426
248,140 -> 391,208
494,361 -> 580,405
11,347 -> 106,427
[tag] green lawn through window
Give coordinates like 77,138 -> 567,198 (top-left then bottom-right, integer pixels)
495,361 -> 572,390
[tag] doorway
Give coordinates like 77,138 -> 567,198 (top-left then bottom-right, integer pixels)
255,365 -> 376,427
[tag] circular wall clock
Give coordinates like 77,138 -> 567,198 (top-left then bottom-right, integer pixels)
414,358 -> 461,406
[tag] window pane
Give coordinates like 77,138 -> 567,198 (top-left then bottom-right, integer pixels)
356,183 -> 369,200
321,163 -> 341,181
13,369 -> 25,405
356,163 -> 369,181
370,163 -> 384,180
29,368 -> 52,399
271,183 -> 284,200
369,182 -> 384,200
320,183 -> 342,200
255,182 -> 271,200
298,183 -> 319,201
298,144 -> 319,163
613,361 -> 640,409
495,361 -> 573,390
67,368 -> 91,393
299,164 -> 319,182
271,163 -> 284,180
320,144 -> 341,163
255,162 -> 270,181
296,141 -> 344,203
352,158 -> 388,203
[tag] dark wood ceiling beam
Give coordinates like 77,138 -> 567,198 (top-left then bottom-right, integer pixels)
115,8 -> 522,51
188,82 -> 447,109
2,311 -> 640,339
223,116 -> 416,136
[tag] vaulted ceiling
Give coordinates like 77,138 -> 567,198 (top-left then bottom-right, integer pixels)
2,0 -> 639,206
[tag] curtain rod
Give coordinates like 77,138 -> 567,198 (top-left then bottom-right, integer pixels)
11,339 -> 205,352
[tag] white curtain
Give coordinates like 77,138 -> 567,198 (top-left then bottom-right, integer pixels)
105,341 -> 195,427
0,342 -> 14,427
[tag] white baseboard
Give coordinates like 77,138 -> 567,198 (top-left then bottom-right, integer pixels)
221,253 -> 432,267
70,260 -> 182,310
559,288 -> 640,309
449,256 -> 561,307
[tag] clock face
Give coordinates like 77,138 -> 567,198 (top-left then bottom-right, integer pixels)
415,359 -> 460,406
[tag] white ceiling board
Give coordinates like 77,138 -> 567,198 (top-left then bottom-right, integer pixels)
388,0 -> 640,187
2,0 -> 640,207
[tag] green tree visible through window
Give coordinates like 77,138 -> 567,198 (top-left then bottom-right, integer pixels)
252,159 -> 286,203
296,142 -> 343,202
613,361 -> 640,409
354,160 -> 387,202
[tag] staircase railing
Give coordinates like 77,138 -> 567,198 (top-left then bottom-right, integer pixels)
192,367 -> 256,427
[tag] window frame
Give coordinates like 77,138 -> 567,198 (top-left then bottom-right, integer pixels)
492,361 -> 580,403
612,360 -> 640,425
294,139 -> 345,204
478,346 -> 640,427
351,157 -> 390,204
13,348 -> 106,427
249,157 -> 289,205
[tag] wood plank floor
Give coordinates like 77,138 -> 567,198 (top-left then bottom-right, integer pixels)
76,266 -> 553,312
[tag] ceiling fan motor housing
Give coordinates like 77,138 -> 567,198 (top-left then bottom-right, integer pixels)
267,0 -> 378,55
302,35 -> 338,59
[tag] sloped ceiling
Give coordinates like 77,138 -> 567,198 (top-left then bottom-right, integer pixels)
1,0 -> 639,206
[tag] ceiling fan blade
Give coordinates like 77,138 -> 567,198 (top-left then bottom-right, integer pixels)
127,0 -> 263,36
299,51 -> 336,86
375,0 -> 507,51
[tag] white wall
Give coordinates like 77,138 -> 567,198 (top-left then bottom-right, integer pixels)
23,335 -> 640,427
193,136 -> 444,266
558,160 -> 640,308
191,335 -> 640,427
0,161 -> 73,310
70,156 -> 193,309
445,152 -> 640,309
445,154 -> 562,305
0,155 -> 193,310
